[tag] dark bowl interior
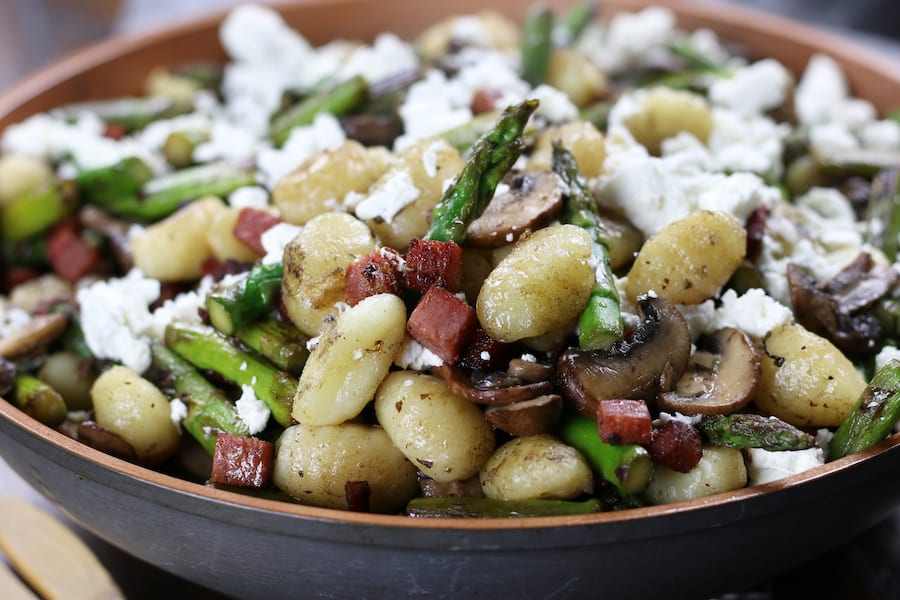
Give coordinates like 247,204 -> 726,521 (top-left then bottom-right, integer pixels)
1,1 -> 899,598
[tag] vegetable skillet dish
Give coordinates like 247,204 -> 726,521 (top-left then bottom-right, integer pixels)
1,3 -> 899,517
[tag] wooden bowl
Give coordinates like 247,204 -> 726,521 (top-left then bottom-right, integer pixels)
1,1 -> 899,598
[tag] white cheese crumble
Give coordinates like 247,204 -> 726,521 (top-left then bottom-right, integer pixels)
0,300 -> 31,339
529,84 -> 579,123
875,346 -> 900,372
578,7 -> 677,74
746,447 -> 825,485
354,170 -> 420,224
169,398 -> 188,429
654,412 -> 703,427
76,269 -> 161,373
394,337 -> 444,371
256,112 -> 346,187
260,222 -> 303,265
335,33 -> 419,85
708,288 -> 793,339
676,300 -> 716,341
795,53 -> 876,128
709,59 -> 792,116
228,186 -> 270,210
235,384 -> 271,435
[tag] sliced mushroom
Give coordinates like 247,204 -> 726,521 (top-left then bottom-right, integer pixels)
506,357 -> 554,383
787,253 -> 897,356
76,420 -> 139,462
484,394 -> 563,436
464,170 -> 563,248
556,296 -> 691,418
657,327 -> 761,416
433,364 -> 554,404
0,313 -> 67,360
79,205 -> 134,272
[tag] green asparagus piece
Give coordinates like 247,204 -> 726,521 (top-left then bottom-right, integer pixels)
270,75 -> 369,147
206,262 -> 284,335
165,323 -> 295,427
698,414 -> 816,451
578,100 -> 611,130
76,156 -> 153,213
552,143 -> 623,350
233,315 -> 309,376
865,168 -> 900,261
555,1 -> 597,46
78,158 -> 254,221
521,6 -> 554,87
172,62 -> 224,90
406,496 -> 602,518
425,100 -> 539,244
668,43 -> 728,74
559,412 -> 653,496
13,373 -> 67,426
56,96 -> 175,131
162,130 -> 209,168
830,359 -> 900,459
435,110 -> 503,153
151,343 -> 249,455
890,108 -> 900,124
1,184 -> 76,241
2,236 -> 48,269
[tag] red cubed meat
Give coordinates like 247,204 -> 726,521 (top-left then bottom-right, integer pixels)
457,328 -> 515,371
233,208 -> 283,255
596,399 -> 652,445
403,238 -> 463,294
211,434 -> 275,489
648,420 -> 703,473
471,88 -> 503,114
407,286 -> 477,364
47,219 -> 102,283
345,250 -> 403,306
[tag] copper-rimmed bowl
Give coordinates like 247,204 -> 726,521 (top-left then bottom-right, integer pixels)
1,1 -> 899,598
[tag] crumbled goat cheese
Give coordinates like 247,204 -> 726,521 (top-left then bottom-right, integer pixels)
451,15 -> 492,47
170,398 -> 188,429
520,353 -> 538,363
815,428 -> 834,452
228,186 -> 270,210
676,300 -> 716,341
394,337 -> 444,371
421,140 -> 449,178
138,112 -> 212,152
148,276 -> 214,340
76,269 -> 161,373
529,84 -> 579,123
860,119 -> 900,150
261,222 -> 303,265
795,53 -> 876,128
579,7 -> 676,73
709,59 -> 792,116
705,108 -> 791,181
875,346 -> 900,372
235,384 -> 271,435
355,170 -> 421,224
654,412 -> 703,427
746,447 -> 825,485
709,288 -> 793,338
193,120 -> 260,163
306,335 -> 320,352
396,70 -> 473,149
0,301 -> 31,339
335,33 -> 419,84
480,351 -> 491,361
256,112 -> 346,187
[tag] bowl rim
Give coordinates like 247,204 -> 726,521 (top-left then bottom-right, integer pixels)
3,397 -> 899,531
1,0 -> 900,532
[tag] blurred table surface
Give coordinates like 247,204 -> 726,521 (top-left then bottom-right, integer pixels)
1,1 -> 899,599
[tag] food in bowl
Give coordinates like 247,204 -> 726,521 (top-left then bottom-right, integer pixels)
1,1 -> 899,517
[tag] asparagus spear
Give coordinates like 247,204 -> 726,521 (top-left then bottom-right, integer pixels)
151,343 -> 249,455
555,1 -> 597,46
698,414 -> 816,451
552,143 -> 623,350
436,110 -> 503,153
559,412 -> 653,496
206,263 -> 284,335
164,323 -> 295,427
78,159 -> 255,221
233,315 -> 309,376
830,359 -> 900,459
1,183 -> 77,241
425,99 -> 539,244
865,168 -> 900,261
406,497 -> 602,518
56,96 -> 176,131
13,374 -> 67,427
270,75 -> 369,147
521,6 -> 554,87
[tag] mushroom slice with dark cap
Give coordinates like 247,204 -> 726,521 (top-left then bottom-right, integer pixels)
556,296 -> 691,418
484,394 -> 563,436
464,170 -> 563,248
788,252 -> 897,356
434,364 -> 554,404
0,313 -> 68,360
658,327 -> 761,416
